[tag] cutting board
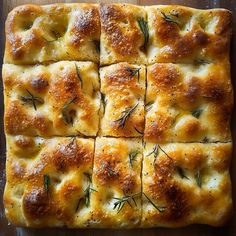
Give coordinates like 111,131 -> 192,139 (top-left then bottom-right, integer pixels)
1,0 -> 236,236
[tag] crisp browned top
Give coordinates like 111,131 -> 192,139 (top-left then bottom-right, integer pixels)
147,5 -> 232,64
100,62 -> 145,137
4,136 -> 94,227
3,61 -> 100,136
145,62 -> 233,143
100,3 -> 147,65
4,3 -> 100,64
142,142 -> 232,227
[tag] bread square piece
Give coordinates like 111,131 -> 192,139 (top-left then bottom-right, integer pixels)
144,62 -> 233,143
142,142 -> 232,227
100,3 -> 147,65
4,135 -> 95,227
147,5 -> 232,64
3,61 -> 100,137
89,137 -> 142,228
4,4 -> 100,64
99,63 -> 145,137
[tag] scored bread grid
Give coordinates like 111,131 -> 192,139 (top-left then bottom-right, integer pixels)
3,3 -> 233,228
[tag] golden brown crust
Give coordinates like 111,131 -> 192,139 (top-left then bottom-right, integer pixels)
4,4 -> 100,64
145,62 -> 233,143
99,62 -> 145,137
90,137 -> 142,228
142,142 -> 232,227
4,135 -> 95,227
147,5 -> 232,64
100,3 -> 147,65
3,3 -> 233,229
3,61 -> 100,136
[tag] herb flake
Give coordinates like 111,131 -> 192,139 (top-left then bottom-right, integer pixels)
145,101 -> 154,112
138,17 -> 149,51
146,144 -> 159,166
20,89 -> 44,111
143,192 -> 166,213
62,96 -> 77,125
43,175 -> 50,194
192,109 -> 202,119
195,169 -> 202,188
160,11 -> 179,25
113,192 -> 140,213
176,166 -> 189,179
75,63 -> 83,88
126,67 -> 141,82
114,103 -> 138,128
128,151 -> 139,167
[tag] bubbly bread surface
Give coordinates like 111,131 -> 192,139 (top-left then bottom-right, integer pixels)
4,135 -> 95,227
147,5 -> 232,64
3,3 -> 233,229
4,4 -> 100,64
142,142 -> 232,227
145,62 -> 233,143
3,61 -> 100,136
99,62 -> 145,137
99,3 -> 147,65
90,137 -> 142,228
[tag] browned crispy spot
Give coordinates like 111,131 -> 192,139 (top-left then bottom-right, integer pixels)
23,188 -> 50,219
100,4 -> 141,57
15,135 -> 35,148
51,140 -> 92,172
31,76 -> 49,92
70,7 -> 100,46
5,102 -> 31,135
149,64 -> 181,91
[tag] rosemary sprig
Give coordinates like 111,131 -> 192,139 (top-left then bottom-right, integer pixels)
146,144 -> 159,166
114,103 -> 138,128
202,137 -> 209,143
194,58 -> 211,65
84,185 -> 97,207
20,89 -> 44,111
176,166 -> 189,179
74,63 -> 83,88
75,185 -> 97,211
126,67 -> 141,82
113,192 -> 140,213
158,146 -> 189,179
195,169 -> 202,188
192,109 -> 202,119
143,192 -> 166,213
160,11 -> 179,25
43,175 -> 50,194
137,17 -> 149,51
100,92 -> 106,112
62,96 -> 77,125
83,172 -> 92,183
128,151 -> 140,167
93,40 -> 100,53
75,198 -> 83,212
158,145 -> 173,161
145,101 -> 154,112
134,126 -> 143,135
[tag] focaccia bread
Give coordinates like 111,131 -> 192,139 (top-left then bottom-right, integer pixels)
147,5 -> 232,64
100,3 -> 147,65
4,135 -> 95,227
142,142 -> 232,227
4,4 -> 100,64
90,137 -> 142,228
3,61 -> 100,136
144,62 -> 233,143
99,63 -> 145,137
